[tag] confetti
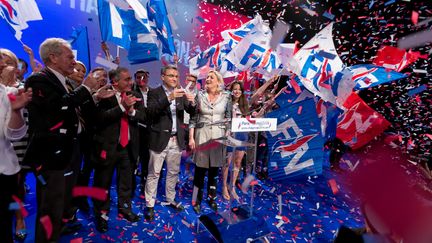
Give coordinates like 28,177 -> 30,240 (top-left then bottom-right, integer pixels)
72,186 -> 108,201
40,215 -> 53,240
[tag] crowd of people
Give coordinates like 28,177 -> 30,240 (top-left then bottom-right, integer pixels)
0,38 -> 276,243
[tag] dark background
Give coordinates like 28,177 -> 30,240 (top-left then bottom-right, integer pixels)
205,0 -> 432,162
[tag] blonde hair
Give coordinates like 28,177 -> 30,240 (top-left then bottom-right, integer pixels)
0,48 -> 18,68
208,70 -> 224,92
75,60 -> 87,73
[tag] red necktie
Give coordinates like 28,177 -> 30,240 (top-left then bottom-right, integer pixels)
120,93 -> 129,147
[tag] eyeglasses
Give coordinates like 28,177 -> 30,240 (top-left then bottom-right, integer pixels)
164,74 -> 178,78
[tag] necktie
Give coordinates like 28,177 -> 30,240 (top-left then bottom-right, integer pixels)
65,79 -> 86,130
119,93 -> 129,147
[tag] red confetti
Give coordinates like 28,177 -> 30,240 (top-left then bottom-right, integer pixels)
12,195 -> 28,218
250,180 -> 258,186
49,121 -> 64,131
297,106 -> 303,115
328,179 -> 339,194
195,141 -> 220,152
70,238 -> 83,243
40,215 -> 53,240
7,93 -> 16,102
72,186 -> 108,201
245,115 -> 256,124
411,11 -> 419,25
289,77 -> 302,94
100,150 -> 107,160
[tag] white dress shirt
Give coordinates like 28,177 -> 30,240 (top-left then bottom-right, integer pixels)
162,85 -> 177,133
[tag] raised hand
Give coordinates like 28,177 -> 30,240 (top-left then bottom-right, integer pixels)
83,72 -> 99,91
121,93 -> 137,111
168,88 -> 185,101
94,84 -> 116,100
10,88 -> 32,110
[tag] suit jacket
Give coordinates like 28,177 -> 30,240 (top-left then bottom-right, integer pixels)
92,91 -> 146,165
133,85 -> 151,151
23,68 -> 95,170
147,86 -> 196,153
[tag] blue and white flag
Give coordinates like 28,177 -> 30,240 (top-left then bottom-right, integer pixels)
293,23 -> 355,109
147,0 -> 176,55
348,64 -> 407,90
266,98 -> 324,181
225,18 -> 272,71
98,0 -> 160,63
188,40 -> 236,79
221,15 -> 262,43
0,0 -> 42,40
69,27 -> 91,73
98,0 -> 133,50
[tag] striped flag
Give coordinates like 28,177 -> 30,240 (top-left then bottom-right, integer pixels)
0,0 -> 42,40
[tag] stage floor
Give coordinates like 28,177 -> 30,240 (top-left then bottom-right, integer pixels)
19,165 -> 364,242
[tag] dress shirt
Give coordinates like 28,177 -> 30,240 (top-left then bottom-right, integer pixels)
162,85 -> 177,134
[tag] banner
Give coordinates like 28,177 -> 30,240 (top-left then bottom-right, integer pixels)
293,23 -> 355,108
266,98 -> 324,181
336,93 -> 391,150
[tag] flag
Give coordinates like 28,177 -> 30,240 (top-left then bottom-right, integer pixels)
225,18 -> 272,71
147,0 -> 176,55
266,98 -> 324,181
97,0 -> 159,63
221,15 -> 262,43
316,98 -> 342,141
97,0 -> 133,49
336,93 -> 391,150
0,0 -> 42,40
372,46 -> 423,72
293,23 -> 355,108
348,64 -> 407,90
188,40 -> 235,79
69,27 -> 91,73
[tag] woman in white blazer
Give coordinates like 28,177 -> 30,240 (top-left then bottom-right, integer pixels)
188,70 -> 231,214
0,50 -> 31,243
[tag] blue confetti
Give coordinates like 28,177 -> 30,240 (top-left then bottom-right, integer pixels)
385,0 -> 396,6
408,84 -> 427,97
323,12 -> 335,20
9,202 -> 20,211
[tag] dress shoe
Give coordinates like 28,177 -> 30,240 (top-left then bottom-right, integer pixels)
145,207 -> 154,221
167,201 -> 184,212
118,209 -> 140,222
192,203 -> 201,214
207,199 -> 218,212
60,221 -> 82,235
95,216 -> 108,233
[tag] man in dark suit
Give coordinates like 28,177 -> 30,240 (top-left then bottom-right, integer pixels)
91,67 -> 146,232
144,65 -> 196,221
132,69 -> 151,197
24,38 -> 100,243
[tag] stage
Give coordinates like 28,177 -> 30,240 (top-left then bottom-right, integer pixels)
20,163 -> 364,242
